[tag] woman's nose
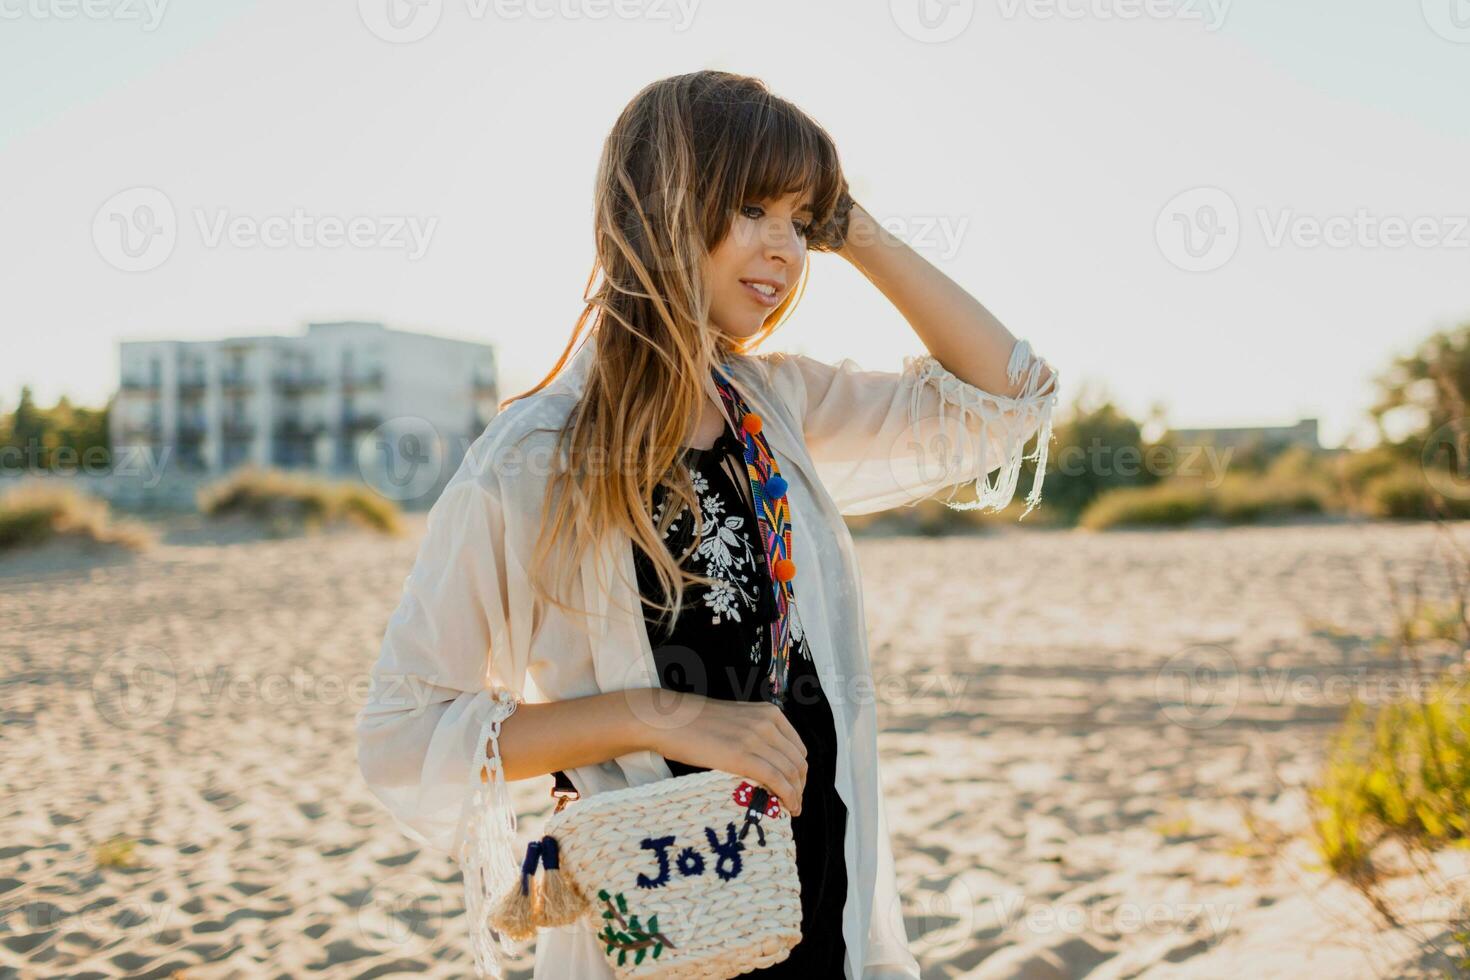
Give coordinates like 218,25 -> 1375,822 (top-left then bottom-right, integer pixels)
764,223 -> 803,265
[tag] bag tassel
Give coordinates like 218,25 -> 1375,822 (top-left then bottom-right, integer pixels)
488,839 -> 544,941
531,834 -> 590,927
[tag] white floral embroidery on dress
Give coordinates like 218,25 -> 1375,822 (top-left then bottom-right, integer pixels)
654,462 -> 761,626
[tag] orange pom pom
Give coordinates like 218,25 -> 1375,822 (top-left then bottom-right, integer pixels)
773,558 -> 796,582
741,413 -> 763,436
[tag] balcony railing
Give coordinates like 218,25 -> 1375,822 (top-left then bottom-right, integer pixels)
342,411 -> 383,433
342,369 -> 384,392
273,371 -> 327,395
178,378 -> 207,396
275,418 -> 328,440
121,419 -> 163,440
120,377 -> 160,393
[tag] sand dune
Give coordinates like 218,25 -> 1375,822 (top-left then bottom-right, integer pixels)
1,516 -> 1465,977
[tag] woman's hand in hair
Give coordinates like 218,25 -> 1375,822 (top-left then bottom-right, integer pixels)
806,180 -> 856,255
630,689 -> 809,816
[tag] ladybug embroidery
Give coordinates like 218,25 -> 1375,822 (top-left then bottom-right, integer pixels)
733,780 -> 783,818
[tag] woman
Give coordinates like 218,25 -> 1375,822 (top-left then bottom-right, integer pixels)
356,70 -> 1059,979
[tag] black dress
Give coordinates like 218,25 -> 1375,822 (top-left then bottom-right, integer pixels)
630,427 -> 849,976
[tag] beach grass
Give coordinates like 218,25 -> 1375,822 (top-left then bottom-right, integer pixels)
0,480 -> 156,554
196,465 -> 403,536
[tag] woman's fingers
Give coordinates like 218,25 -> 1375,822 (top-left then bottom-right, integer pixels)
741,748 -> 803,815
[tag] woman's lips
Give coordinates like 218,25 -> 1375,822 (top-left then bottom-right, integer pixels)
740,280 -> 781,308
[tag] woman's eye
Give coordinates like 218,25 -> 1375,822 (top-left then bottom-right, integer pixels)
741,204 -> 809,238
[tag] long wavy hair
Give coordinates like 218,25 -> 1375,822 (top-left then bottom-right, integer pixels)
500,70 -> 848,637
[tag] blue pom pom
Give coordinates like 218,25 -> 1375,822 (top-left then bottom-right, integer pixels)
763,476 -> 788,500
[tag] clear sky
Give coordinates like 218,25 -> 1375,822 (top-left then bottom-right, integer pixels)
3,0 -> 1467,449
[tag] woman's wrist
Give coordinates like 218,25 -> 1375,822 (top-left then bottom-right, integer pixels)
496,688 -> 683,781
618,685 -> 685,757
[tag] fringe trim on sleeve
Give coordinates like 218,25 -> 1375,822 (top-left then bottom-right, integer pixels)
456,688 -> 522,978
901,339 -> 1060,519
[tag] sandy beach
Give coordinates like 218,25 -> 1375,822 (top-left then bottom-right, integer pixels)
2,515 -> 1466,978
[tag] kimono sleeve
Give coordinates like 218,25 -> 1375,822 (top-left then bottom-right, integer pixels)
768,338 -> 1060,518
354,475 -> 528,976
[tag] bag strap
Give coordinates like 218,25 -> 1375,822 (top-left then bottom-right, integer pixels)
711,360 -> 799,709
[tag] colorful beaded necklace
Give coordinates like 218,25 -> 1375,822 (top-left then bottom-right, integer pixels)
710,361 -> 798,708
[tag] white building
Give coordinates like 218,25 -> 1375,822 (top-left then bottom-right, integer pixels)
111,320 -> 499,485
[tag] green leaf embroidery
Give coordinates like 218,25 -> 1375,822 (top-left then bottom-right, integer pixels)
597,890 -> 677,964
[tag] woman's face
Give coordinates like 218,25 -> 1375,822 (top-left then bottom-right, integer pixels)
706,190 -> 812,339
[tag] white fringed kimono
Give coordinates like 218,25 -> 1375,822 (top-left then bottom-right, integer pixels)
355,330 -> 1059,978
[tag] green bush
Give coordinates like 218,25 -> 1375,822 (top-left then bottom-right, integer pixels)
0,481 -> 154,553
1309,672 -> 1470,879
1363,463 -> 1470,520
197,466 -> 403,535
1077,481 -> 1212,530
1212,474 -> 1329,523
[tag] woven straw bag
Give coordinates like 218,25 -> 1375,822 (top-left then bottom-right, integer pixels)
528,768 -> 801,977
